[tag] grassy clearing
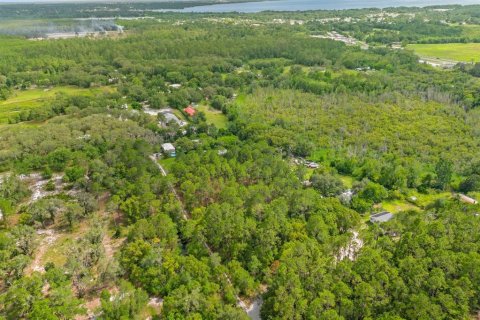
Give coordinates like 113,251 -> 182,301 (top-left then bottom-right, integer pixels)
379,199 -> 419,213
0,18 -> 85,31
159,157 -> 176,172
303,168 -> 314,180
301,169 -> 355,189
197,104 -> 228,129
377,190 -> 454,214
407,43 -> 480,62
172,109 -> 186,121
339,175 -> 355,189
283,65 -> 312,75
411,191 -> 453,208
235,93 -> 247,105
0,86 -> 114,123
469,192 -> 480,200
40,233 -> 71,267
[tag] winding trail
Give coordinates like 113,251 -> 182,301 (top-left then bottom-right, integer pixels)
149,155 -> 252,314
26,229 -> 59,274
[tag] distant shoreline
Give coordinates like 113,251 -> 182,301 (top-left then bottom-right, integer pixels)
0,0 -> 477,16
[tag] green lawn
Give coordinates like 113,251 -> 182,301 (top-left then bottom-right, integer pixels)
379,199 -> 419,213
407,43 -> 480,62
301,170 -> 355,189
410,191 -> 453,208
0,86 -> 114,123
377,190 -> 454,213
304,168 -> 314,180
159,157 -> 176,172
339,175 -> 355,189
172,109 -> 187,122
197,104 -> 228,129
235,93 -> 247,105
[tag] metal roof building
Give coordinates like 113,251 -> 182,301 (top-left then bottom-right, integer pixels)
370,211 -> 393,223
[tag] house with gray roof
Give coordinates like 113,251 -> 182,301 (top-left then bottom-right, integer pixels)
370,211 -> 393,223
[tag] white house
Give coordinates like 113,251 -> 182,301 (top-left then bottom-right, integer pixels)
161,143 -> 176,157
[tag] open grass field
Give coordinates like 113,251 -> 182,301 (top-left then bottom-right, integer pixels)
407,43 -> 480,62
172,108 -> 187,122
40,233 -> 71,267
379,199 -> 419,213
339,175 -> 355,189
376,190 -> 454,214
159,157 -> 176,172
0,86 -> 114,124
197,104 -> 228,129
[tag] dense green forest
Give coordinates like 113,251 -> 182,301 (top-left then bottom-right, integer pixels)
0,3 -> 480,320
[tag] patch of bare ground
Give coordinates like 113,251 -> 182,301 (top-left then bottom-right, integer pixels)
336,230 -> 364,262
20,173 -> 65,203
75,286 -> 119,320
75,297 -> 100,320
102,231 -> 125,260
147,297 -> 164,316
25,228 -> 60,274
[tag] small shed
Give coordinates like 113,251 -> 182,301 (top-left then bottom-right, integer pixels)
161,143 -> 176,157
370,211 -> 393,223
306,162 -> 320,169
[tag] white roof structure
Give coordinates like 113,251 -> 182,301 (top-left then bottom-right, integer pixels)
161,143 -> 175,153
370,211 -> 393,223
459,194 -> 478,205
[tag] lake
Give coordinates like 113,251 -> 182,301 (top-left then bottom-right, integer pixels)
173,0 -> 480,13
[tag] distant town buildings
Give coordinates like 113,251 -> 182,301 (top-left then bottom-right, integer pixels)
311,31 -> 368,49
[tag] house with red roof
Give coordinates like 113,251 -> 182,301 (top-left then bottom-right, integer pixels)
183,106 -> 196,117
